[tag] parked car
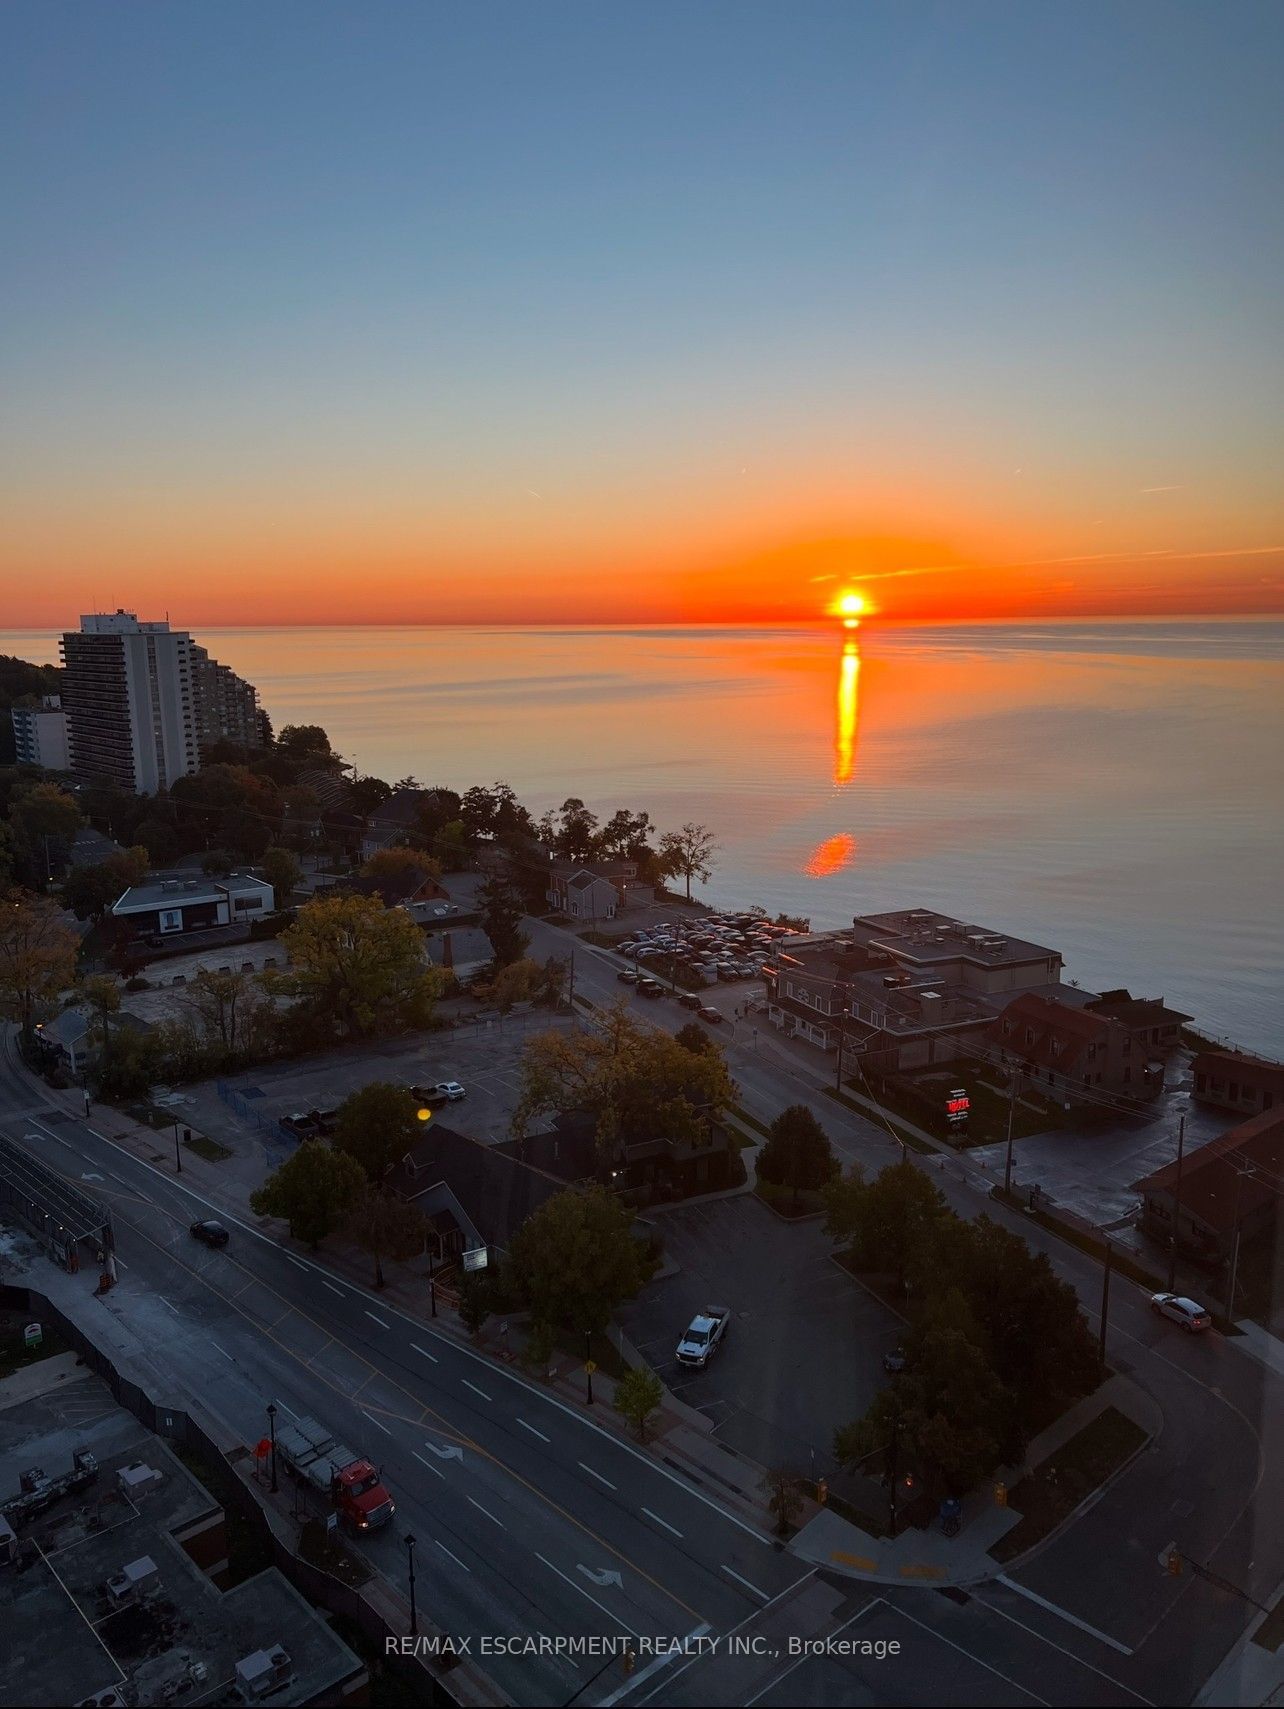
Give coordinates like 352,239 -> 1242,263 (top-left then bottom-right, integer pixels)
678,991 -> 703,1009
698,1004 -> 724,1024
676,1306 -> 731,1368
190,1220 -> 230,1249
637,978 -> 664,999
617,968 -> 640,983
427,1081 -> 466,1101
1149,1292 -> 1212,1332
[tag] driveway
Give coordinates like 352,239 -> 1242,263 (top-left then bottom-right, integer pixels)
618,1193 -> 903,1480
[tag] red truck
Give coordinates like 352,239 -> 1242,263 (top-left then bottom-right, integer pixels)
272,1409 -> 395,1533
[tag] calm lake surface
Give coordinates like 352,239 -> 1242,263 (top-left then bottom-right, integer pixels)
6,620 -> 1282,1056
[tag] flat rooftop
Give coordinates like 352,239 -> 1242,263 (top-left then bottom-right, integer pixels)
115,871 -> 269,911
0,1373 -> 364,1708
852,907 -> 1062,967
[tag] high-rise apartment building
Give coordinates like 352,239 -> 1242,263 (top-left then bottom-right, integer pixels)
10,694 -> 70,770
59,612 -> 263,794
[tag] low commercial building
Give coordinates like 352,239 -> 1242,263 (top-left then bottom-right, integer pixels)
1138,1106 -> 1284,1263
1192,1049 -> 1284,1118
422,925 -> 496,984
0,1374 -> 367,1708
111,871 -> 274,938
1083,989 -> 1192,1052
764,906 -> 1064,1070
989,990 -> 1165,1103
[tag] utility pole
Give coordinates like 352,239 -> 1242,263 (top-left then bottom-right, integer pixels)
568,950 -> 576,1011
1003,1064 -> 1021,1195
887,1412 -> 900,1539
173,1118 -> 183,1174
404,1533 -> 418,1636
1098,1240 -> 1112,1373
834,987 -> 848,1093
1225,1160 -> 1252,1321
1167,1115 -> 1186,1293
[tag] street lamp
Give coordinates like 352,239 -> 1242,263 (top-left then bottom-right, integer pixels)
173,1118 -> 183,1174
266,1403 -> 279,1494
404,1532 -> 418,1636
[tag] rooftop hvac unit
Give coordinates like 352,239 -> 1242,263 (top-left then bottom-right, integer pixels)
75,1691 -> 127,1708
105,1554 -> 158,1605
236,1646 -> 293,1701
116,1462 -> 163,1499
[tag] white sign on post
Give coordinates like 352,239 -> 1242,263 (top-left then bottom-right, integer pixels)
462,1247 -> 489,1272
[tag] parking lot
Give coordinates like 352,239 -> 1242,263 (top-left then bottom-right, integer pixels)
177,1009 -> 566,1152
617,1193 -> 903,1480
613,907 -> 805,993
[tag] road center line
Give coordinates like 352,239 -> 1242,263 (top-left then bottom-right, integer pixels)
721,1563 -> 770,1602
319,1279 -> 345,1296
467,1496 -> 504,1528
579,1460 -> 617,1490
286,1254 -> 308,1270
362,1410 -> 393,1437
410,1342 -> 439,1364
461,1379 -> 492,1402
995,1575 -> 1134,1656
641,1507 -> 683,1538
517,1419 -> 550,1443
364,1310 -> 389,1329
436,1540 -> 471,1572
209,1341 -> 233,1361
158,1297 -> 179,1314
413,1451 -> 446,1480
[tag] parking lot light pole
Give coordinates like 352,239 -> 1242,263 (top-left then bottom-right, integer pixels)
405,1533 -> 418,1636
266,1403 -> 279,1494
1167,1116 -> 1186,1293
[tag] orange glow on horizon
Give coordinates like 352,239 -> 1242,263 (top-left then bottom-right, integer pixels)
834,638 -> 860,783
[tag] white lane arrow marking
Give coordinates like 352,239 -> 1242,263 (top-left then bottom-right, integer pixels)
423,1441 -> 464,1462
80,1172 -> 104,1181
577,1564 -> 623,1589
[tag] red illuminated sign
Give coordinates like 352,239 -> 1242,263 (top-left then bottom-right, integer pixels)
946,1090 -> 970,1119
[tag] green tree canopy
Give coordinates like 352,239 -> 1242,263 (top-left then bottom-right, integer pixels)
260,845 -> 302,909
251,1142 -> 367,1250
0,887 -> 80,1040
62,846 -> 149,920
615,1366 -> 664,1441
507,1185 -> 653,1335
478,871 -> 529,966
347,1185 -> 426,1289
279,892 -> 441,1037
657,822 -> 718,900
757,1104 -> 839,1203
333,1080 -> 424,1183
822,1158 -> 948,1284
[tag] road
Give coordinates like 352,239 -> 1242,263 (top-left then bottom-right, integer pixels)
528,922 -> 1284,1704
3,966 -> 1282,1706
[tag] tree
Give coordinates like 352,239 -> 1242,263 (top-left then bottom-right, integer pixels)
260,845 -> 302,909
348,775 -> 393,816
0,888 -> 79,1042
458,1271 -> 494,1340
507,1186 -> 652,1334
513,1005 -> 734,1164
823,1158 -> 948,1285
360,844 -> 441,884
333,1081 -> 423,1183
432,819 -> 472,872
82,974 -> 121,1063
277,723 -> 332,755
478,871 -> 529,966
657,822 -> 718,901
674,1021 -> 717,1056
251,1142 -> 366,1249
834,1291 -> 1014,1499
491,957 -> 541,1012
62,846 -> 149,919
185,967 -> 270,1058
536,954 -> 569,1010
8,781 -> 82,881
551,797 -> 600,863
760,1468 -> 804,1535
757,1104 -> 838,1205
347,1186 -> 426,1290
597,808 -> 654,862
615,1366 -> 664,1441
279,892 -> 441,1037
201,848 -> 236,875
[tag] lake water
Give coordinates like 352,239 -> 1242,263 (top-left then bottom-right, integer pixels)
5,620 -> 1282,1055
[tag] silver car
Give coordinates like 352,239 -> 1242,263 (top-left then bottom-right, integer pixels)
1149,1292 -> 1211,1332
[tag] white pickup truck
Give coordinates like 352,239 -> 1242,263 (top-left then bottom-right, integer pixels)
675,1306 -> 730,1369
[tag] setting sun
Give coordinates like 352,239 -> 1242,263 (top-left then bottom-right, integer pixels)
831,590 -> 869,628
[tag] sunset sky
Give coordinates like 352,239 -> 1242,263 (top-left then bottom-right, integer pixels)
2,1 -> 1281,626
